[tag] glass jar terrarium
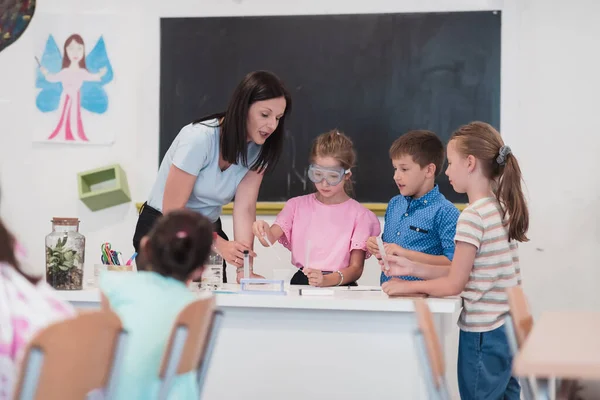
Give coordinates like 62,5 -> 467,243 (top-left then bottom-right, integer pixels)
45,217 -> 85,290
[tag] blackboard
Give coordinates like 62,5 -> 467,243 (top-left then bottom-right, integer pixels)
160,11 -> 500,204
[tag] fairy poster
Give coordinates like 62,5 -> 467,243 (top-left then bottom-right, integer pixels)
33,15 -> 116,145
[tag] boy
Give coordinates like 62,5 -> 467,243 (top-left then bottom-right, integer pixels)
367,130 -> 460,284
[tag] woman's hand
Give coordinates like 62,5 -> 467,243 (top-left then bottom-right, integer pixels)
252,220 -> 271,247
236,270 -> 265,283
215,239 -> 256,268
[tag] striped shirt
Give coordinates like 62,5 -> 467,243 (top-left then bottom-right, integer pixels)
455,197 -> 521,332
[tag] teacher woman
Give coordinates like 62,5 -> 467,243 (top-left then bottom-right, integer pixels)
133,70 -> 292,283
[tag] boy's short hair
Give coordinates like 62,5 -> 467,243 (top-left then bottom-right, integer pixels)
389,130 -> 445,176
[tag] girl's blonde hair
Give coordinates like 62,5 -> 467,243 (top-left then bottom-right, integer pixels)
310,129 -> 356,195
450,121 -> 529,242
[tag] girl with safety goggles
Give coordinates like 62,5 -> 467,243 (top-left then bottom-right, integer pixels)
252,130 -> 380,287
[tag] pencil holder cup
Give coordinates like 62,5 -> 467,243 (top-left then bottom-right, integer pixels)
106,264 -> 133,272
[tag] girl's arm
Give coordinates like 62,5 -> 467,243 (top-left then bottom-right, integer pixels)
383,242 -> 476,297
40,67 -> 62,83
83,67 -> 107,82
253,220 -> 285,246
255,196 -> 297,247
388,245 -> 452,266
265,224 -> 284,243
320,249 -> 365,287
382,253 -> 451,280
407,251 -> 451,266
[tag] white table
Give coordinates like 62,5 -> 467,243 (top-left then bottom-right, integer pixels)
58,284 -> 460,400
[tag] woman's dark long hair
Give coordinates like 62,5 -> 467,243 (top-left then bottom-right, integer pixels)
195,70 -> 292,173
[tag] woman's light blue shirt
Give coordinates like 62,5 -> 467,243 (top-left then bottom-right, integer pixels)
148,119 -> 261,222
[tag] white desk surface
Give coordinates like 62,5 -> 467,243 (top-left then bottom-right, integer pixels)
57,283 -> 460,314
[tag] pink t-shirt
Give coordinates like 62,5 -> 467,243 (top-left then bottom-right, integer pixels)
0,263 -> 75,400
274,194 -> 381,271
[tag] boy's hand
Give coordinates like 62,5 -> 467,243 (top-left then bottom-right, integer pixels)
366,236 -> 381,258
379,254 -> 415,277
252,220 -> 271,247
304,268 -> 325,287
383,243 -> 406,257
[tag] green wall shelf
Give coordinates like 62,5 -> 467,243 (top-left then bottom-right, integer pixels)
77,164 -> 131,211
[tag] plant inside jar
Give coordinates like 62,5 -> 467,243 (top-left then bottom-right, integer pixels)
46,236 -> 83,290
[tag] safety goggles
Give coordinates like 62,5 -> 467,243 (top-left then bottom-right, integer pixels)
307,164 -> 350,186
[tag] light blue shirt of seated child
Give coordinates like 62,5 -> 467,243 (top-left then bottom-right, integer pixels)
100,271 -> 208,400
147,119 -> 262,223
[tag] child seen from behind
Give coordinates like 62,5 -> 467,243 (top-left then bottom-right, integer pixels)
100,209 -> 215,399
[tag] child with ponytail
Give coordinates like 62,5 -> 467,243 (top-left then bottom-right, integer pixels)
380,122 -> 528,399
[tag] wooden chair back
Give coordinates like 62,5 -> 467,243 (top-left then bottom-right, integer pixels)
13,310 -> 125,400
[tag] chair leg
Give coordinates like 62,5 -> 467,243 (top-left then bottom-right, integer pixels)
556,379 -> 581,400
197,311 -> 224,398
504,317 -> 520,357
505,317 -> 533,400
533,377 -> 552,400
438,376 -> 452,400
414,331 -> 441,400
17,348 -> 44,400
104,329 -> 129,399
158,326 -> 188,400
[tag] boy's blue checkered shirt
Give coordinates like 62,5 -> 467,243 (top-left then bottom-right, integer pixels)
381,185 -> 460,284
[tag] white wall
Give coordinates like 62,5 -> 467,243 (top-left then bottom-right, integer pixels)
1,0 -> 600,396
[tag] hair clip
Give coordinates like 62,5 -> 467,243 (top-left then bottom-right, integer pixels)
175,230 -> 188,239
496,145 -> 512,166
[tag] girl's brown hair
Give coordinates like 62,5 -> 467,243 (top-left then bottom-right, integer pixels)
310,129 -> 356,195
62,34 -> 86,69
450,121 -> 529,242
0,187 -> 40,283
0,219 -> 39,284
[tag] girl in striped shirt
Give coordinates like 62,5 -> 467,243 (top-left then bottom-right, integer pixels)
380,121 -> 529,400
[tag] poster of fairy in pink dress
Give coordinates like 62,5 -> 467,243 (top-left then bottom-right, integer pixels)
34,27 -> 114,145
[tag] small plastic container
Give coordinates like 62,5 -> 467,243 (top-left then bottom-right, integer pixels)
88,264 -> 108,288
199,250 -> 223,291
